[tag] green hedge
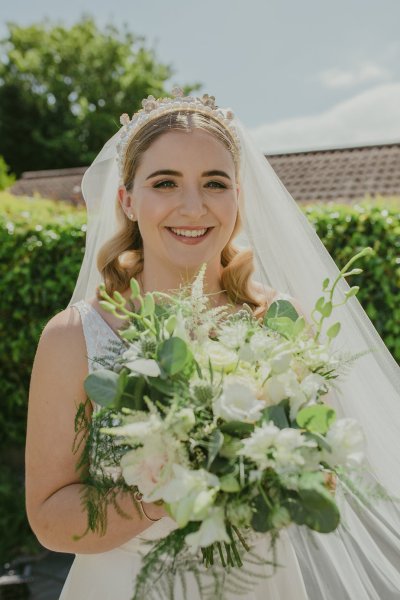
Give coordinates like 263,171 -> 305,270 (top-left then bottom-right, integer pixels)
0,192 -> 399,561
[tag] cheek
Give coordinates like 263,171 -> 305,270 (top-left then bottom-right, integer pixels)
137,196 -> 171,229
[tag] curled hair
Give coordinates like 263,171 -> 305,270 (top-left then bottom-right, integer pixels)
97,110 -> 269,316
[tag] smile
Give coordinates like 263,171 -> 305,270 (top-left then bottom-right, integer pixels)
165,226 -> 214,244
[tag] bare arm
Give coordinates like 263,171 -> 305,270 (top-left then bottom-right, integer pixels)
25,307 -> 167,555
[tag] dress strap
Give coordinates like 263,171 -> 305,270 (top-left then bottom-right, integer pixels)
70,300 -> 123,374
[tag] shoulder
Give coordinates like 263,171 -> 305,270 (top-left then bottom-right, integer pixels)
36,305 -> 87,363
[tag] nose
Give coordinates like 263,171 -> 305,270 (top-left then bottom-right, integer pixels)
178,186 -> 208,219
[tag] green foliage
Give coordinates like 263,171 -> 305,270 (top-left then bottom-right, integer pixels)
304,200 -> 400,360
0,193 -> 86,454
0,155 -> 15,190
0,16 -> 201,175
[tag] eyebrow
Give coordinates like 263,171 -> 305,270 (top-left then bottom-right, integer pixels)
145,169 -> 232,181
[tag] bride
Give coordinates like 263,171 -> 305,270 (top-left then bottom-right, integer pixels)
25,88 -> 400,599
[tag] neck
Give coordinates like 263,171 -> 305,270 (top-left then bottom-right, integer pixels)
124,256 -> 229,307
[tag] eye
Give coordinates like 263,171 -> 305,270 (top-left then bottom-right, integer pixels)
206,181 -> 227,189
153,180 -> 175,188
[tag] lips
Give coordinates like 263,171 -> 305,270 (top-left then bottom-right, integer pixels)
165,226 -> 214,244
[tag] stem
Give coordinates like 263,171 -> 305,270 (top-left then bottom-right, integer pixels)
231,525 -> 250,552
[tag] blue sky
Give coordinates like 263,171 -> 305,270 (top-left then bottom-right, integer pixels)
2,0 -> 400,153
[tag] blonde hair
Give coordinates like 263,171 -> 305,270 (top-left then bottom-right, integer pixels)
97,110 -> 268,317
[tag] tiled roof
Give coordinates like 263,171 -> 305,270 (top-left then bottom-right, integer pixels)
10,167 -> 87,206
266,142 -> 400,203
9,142 -> 400,205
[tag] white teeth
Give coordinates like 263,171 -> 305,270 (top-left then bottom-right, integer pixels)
169,227 -> 208,238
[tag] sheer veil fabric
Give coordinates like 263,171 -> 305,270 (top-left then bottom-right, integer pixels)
69,107 -> 400,598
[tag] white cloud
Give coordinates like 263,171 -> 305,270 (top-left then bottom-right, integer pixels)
249,83 -> 400,154
319,61 -> 392,88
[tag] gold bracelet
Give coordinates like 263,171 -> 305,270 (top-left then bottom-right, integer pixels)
133,490 -> 161,522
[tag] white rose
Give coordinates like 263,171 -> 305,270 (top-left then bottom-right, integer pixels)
201,340 -> 238,373
185,507 -> 230,553
213,381 -> 265,423
321,418 -> 365,468
156,464 -> 220,527
120,432 -> 184,502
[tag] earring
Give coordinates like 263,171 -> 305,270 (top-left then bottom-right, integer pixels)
129,213 -> 135,220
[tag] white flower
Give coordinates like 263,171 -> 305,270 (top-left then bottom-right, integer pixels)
238,421 -> 317,473
270,350 -> 293,374
321,418 -> 365,468
213,381 -> 265,423
273,429 -> 317,474
300,373 -> 327,401
122,342 -> 141,361
185,507 -> 229,553
237,421 -> 280,468
200,340 -> 238,373
155,464 -> 220,527
218,321 -> 248,349
261,370 -> 308,419
172,309 -> 190,343
104,413 -> 162,443
120,432 -> 184,502
249,331 -> 277,357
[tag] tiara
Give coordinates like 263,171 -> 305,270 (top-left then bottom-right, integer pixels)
116,86 -> 240,180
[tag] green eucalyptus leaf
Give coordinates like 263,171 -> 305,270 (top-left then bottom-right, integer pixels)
320,301 -> 332,318
207,429 -> 224,469
264,316 -> 295,338
84,369 -> 119,407
296,404 -> 336,434
345,286 -> 360,298
284,484 -> 340,533
98,300 -> 116,313
264,299 -> 299,324
219,421 -> 255,436
251,494 -> 273,533
326,321 -> 341,339
142,292 -> 155,317
293,316 -> 306,337
130,277 -> 140,299
262,400 -> 290,429
219,473 -> 241,492
157,337 -> 188,375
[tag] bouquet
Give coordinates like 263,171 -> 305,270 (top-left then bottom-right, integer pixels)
73,247 -> 378,599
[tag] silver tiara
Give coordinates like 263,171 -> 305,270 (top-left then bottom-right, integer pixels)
116,86 -> 240,180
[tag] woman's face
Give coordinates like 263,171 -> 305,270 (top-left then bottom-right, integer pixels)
119,128 -> 239,273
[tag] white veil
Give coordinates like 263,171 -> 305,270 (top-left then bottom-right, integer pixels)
69,108 -> 400,598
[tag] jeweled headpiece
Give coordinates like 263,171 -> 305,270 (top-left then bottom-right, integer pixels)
116,86 -> 240,180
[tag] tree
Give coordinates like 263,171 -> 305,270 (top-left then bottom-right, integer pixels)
0,16 -> 201,175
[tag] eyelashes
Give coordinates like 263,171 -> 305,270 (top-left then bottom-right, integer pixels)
153,180 -> 227,189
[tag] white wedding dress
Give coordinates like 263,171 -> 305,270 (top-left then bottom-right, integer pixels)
59,299 -> 309,600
